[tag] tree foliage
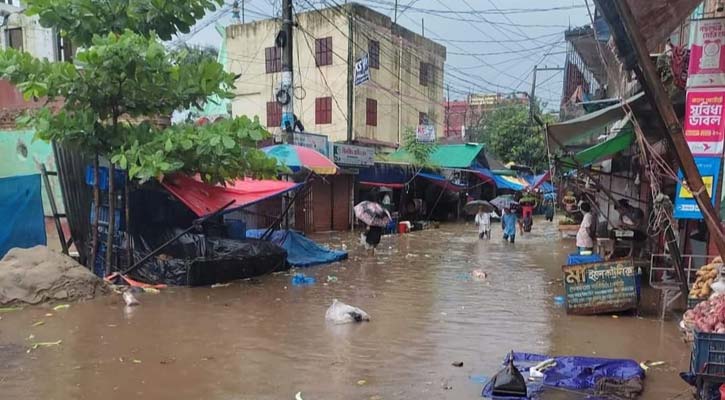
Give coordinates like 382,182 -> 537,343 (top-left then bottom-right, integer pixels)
0,0 -> 282,185
469,103 -> 556,172
401,127 -> 438,169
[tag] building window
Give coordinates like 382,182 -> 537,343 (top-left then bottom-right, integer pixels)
266,101 -> 282,127
420,62 -> 433,86
315,37 -> 333,66
366,98 -> 377,127
369,40 -> 380,69
315,97 -> 332,125
419,112 -> 428,125
0,0 -> 15,5
265,46 -> 282,73
5,28 -> 23,51
57,34 -> 76,62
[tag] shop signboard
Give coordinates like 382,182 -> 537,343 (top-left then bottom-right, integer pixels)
332,143 -> 375,167
684,89 -> 725,156
562,259 -> 638,315
293,132 -> 329,157
688,17 -> 725,88
674,156 -> 722,219
354,54 -> 370,86
416,124 -> 435,142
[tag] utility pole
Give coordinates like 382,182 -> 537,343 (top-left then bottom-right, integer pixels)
242,0 -> 245,23
611,1 -> 725,261
446,84 -> 451,138
529,65 -> 537,123
281,0 -> 295,143
421,18 -> 425,37
394,0 -> 398,23
346,12 -> 354,143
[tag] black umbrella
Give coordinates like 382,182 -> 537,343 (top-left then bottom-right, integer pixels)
464,200 -> 494,215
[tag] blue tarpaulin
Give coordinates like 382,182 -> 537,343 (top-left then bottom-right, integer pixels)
0,174 -> 46,258
417,171 -> 466,192
482,352 -> 644,399
492,174 -> 525,191
246,229 -> 347,267
525,174 -> 556,194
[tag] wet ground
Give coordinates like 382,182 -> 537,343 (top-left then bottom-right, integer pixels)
1,220 -> 692,399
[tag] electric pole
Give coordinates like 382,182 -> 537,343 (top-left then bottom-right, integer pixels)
529,65 -> 537,123
281,0 -> 295,143
394,0 -> 398,23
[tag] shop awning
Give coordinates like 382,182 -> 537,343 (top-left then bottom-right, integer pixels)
469,167 -> 495,184
418,172 -> 466,192
526,172 -> 555,194
493,174 -> 528,191
357,162 -> 413,187
387,143 -> 485,169
162,174 -> 301,217
557,130 -> 635,171
546,93 -> 643,150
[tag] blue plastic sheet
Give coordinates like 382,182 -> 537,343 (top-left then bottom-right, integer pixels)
567,253 -> 604,265
0,174 -> 46,258
246,229 -> 347,267
482,352 -> 644,399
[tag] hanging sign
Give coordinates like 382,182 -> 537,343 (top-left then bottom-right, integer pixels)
684,89 -> 725,156
562,259 -> 638,315
416,124 -> 435,142
674,156 -> 722,219
354,54 -> 370,86
293,132 -> 329,157
688,18 -> 725,88
332,143 -> 375,166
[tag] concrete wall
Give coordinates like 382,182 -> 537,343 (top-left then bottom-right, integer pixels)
0,129 -> 65,215
225,4 -> 446,147
0,2 -> 57,61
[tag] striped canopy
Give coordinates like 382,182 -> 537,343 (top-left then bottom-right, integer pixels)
262,144 -> 338,175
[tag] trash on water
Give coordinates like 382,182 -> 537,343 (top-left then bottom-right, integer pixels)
612,315 -> 619,319
325,299 -> 370,324
491,351 -> 527,397
143,287 -> 160,294
28,340 -> 62,352
647,361 -> 666,367
52,304 -> 70,311
326,275 -> 338,283
469,375 -> 489,384
471,269 -> 488,281
31,320 -> 44,327
122,292 -> 140,307
553,296 -> 566,305
292,274 -> 316,286
295,392 -> 304,400
132,359 -> 142,364
357,379 -> 367,386
452,361 -> 464,367
0,306 -> 23,313
211,283 -> 231,288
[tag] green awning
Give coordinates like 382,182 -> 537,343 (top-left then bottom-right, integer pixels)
557,130 -> 635,171
387,143 -> 485,169
546,93 -> 643,150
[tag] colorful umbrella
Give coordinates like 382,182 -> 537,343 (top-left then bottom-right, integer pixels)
490,195 -> 518,211
354,201 -> 392,227
464,200 -> 494,215
262,144 -> 338,175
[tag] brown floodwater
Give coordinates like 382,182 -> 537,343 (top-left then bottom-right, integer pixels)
0,220 -> 692,400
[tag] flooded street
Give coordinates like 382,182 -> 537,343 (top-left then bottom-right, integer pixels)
0,221 -> 691,400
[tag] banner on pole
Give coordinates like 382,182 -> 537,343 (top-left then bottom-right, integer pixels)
684,89 -> 725,156
688,18 -> 725,88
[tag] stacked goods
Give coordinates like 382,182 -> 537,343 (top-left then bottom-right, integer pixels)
689,258 -> 722,301
683,294 -> 725,334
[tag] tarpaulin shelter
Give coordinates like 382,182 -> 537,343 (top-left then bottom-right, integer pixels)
387,143 -> 486,169
246,229 -> 347,267
358,162 -> 414,188
262,144 -> 338,175
0,174 -> 46,258
161,174 -> 301,217
492,173 -> 529,192
417,172 -> 466,192
557,130 -> 635,172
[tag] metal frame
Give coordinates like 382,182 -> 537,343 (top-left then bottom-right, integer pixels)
649,253 -> 717,319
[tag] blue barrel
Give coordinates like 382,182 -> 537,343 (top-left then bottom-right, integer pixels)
226,219 -> 247,240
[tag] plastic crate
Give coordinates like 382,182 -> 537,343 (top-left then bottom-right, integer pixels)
90,203 -> 123,231
691,331 -> 725,377
85,165 -> 126,191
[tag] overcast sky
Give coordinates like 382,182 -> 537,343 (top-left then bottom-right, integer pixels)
179,0 -> 592,112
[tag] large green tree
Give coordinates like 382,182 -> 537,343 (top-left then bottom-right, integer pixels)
469,103 -> 556,172
0,0 -> 281,185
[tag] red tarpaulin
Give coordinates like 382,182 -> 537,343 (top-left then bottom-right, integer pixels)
162,174 -> 301,217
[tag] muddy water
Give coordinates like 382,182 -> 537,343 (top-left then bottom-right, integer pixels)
0,221 -> 691,399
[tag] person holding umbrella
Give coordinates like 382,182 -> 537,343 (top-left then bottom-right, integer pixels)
475,206 -> 492,240
354,201 -> 392,254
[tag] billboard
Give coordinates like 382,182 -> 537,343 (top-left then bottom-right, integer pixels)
684,89 -> 725,156
674,156 -> 722,219
688,18 -> 725,88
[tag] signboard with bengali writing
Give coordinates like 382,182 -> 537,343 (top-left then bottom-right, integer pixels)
416,124 -> 435,143
293,132 -> 329,157
332,143 -> 375,167
684,89 -> 725,156
674,156 -> 721,219
688,18 -> 725,88
562,259 -> 638,315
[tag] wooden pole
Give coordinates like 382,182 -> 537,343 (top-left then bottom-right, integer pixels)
612,0 -> 725,260
90,154 -> 100,272
105,162 -> 115,276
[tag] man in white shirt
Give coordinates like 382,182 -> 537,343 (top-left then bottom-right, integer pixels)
475,207 -> 492,239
